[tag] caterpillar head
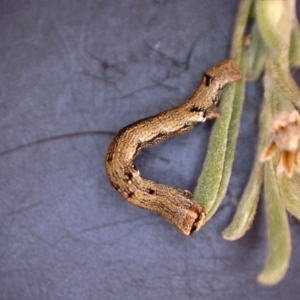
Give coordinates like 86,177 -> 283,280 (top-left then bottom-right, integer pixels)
209,59 -> 243,84
200,59 -> 243,119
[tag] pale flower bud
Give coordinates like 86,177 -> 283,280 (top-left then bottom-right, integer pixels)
261,110 -> 300,177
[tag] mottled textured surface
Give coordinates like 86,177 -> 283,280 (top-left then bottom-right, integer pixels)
105,60 -> 241,236
1,1 -> 300,299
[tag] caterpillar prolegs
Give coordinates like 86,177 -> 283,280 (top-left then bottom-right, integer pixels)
105,60 -> 242,235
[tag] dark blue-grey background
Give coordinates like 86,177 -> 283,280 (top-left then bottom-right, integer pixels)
1,1 -> 300,299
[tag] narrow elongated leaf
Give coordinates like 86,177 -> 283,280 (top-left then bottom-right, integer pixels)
289,20 -> 300,67
246,23 -> 268,81
257,161 -> 291,285
222,96 -> 271,240
256,0 -> 291,56
279,173 -> 300,221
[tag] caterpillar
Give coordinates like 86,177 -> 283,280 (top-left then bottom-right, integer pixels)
105,60 -> 242,235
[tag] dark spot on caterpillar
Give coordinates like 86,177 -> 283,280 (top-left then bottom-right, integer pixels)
106,153 -> 113,162
111,182 -> 120,191
146,132 -> 165,146
132,142 -> 143,159
190,212 -> 203,235
190,105 -> 203,113
202,72 -> 214,87
155,132 -> 164,138
128,192 -> 134,198
212,97 -> 219,104
182,190 -> 193,199
148,188 -> 155,195
136,142 -> 142,151
125,171 -> 133,180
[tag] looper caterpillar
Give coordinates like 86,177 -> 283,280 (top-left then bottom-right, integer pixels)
105,60 -> 242,235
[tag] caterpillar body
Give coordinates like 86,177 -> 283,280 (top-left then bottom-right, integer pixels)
105,60 -> 242,235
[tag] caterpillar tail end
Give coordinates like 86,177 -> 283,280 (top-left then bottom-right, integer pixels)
180,203 -> 206,236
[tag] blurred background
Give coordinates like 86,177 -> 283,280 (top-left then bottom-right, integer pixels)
1,1 -> 300,299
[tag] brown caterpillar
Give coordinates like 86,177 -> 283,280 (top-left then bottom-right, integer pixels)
105,60 -> 242,235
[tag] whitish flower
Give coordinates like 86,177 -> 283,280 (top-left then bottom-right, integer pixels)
261,110 -> 300,177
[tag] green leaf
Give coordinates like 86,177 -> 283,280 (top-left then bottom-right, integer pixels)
257,161 -> 291,285
256,0 -> 291,57
221,157 -> 263,240
246,23 -> 268,81
289,19 -> 300,67
194,65 -> 246,219
222,96 -> 271,240
279,173 -> 300,221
